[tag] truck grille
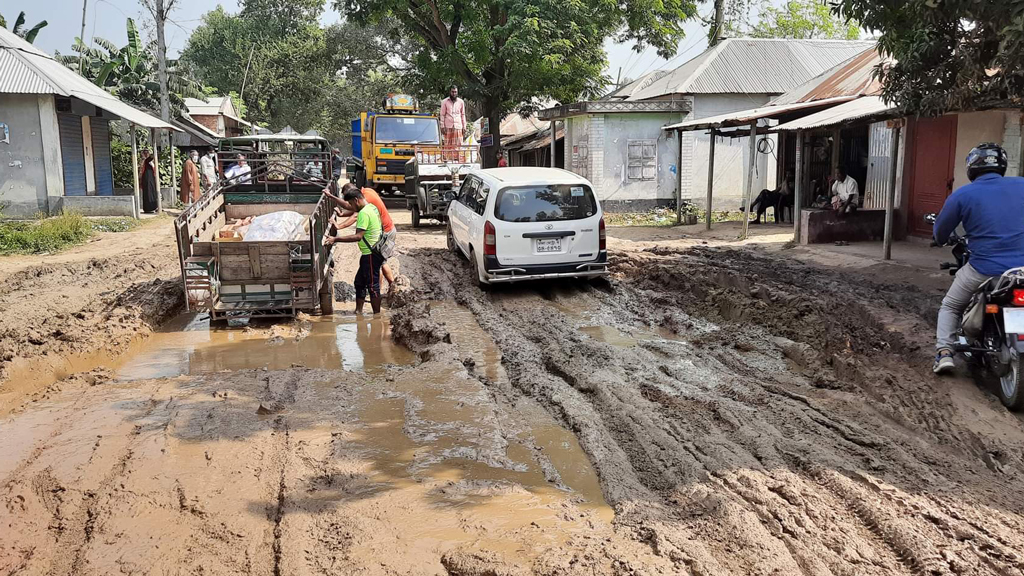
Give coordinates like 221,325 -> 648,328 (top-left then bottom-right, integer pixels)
376,159 -> 409,174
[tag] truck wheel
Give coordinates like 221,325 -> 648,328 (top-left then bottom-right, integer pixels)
411,205 -> 422,228
355,170 -> 367,188
998,344 -> 1024,410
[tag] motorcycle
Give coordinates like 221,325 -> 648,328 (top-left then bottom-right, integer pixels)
927,213 -> 1024,410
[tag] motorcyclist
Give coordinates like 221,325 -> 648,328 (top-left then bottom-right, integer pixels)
933,143 -> 1024,374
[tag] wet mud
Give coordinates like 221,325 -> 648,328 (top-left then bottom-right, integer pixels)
393,245 -> 1024,575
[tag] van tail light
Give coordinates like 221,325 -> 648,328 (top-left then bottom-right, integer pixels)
1013,289 -> 1024,306
599,217 -> 606,251
484,221 -> 497,256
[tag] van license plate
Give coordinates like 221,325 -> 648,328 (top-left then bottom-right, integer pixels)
536,238 -> 561,253
1004,308 -> 1024,333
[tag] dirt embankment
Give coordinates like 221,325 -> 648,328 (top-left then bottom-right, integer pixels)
394,245 -> 1024,576
0,224 -> 183,389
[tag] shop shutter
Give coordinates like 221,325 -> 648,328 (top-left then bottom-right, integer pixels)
91,118 -> 114,195
58,114 -> 87,196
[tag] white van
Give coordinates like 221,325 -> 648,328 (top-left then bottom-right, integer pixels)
446,167 -> 609,285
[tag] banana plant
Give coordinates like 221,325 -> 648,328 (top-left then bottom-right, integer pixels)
0,11 -> 48,44
57,18 -> 206,116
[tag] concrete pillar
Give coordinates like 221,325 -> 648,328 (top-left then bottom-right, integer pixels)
676,129 -> 683,224
706,128 -> 716,230
794,130 -> 804,242
37,95 -> 65,214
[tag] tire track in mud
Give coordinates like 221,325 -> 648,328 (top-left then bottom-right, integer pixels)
394,246 -> 1024,575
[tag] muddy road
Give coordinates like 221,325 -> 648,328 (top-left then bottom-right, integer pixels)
3,219 -> 1024,575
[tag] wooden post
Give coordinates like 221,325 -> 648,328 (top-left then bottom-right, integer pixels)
883,124 -> 902,260
676,130 -> 683,224
831,128 -> 841,174
706,128 -> 716,230
794,130 -> 804,242
741,121 -> 757,240
151,129 -> 163,213
131,123 -> 140,219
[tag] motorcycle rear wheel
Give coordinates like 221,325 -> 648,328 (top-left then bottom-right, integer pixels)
997,344 -> 1024,411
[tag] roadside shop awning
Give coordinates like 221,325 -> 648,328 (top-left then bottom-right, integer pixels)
662,96 -> 856,132
773,96 -> 894,131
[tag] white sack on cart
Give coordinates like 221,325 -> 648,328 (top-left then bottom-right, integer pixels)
243,211 -> 308,241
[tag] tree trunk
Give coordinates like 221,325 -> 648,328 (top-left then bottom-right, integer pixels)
481,99 -> 502,169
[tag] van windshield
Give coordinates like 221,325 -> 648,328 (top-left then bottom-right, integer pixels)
374,117 -> 440,144
494,184 -> 598,222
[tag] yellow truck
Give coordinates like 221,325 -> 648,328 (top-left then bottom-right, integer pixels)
348,94 -> 442,195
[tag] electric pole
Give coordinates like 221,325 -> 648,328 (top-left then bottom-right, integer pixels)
79,0 -> 87,73
711,0 -> 726,46
145,0 -> 177,210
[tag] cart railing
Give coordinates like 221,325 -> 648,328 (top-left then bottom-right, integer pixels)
414,144 -> 480,166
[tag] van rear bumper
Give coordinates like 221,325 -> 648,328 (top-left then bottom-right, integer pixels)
483,252 -> 609,283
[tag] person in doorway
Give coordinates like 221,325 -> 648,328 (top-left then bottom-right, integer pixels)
225,154 -> 251,183
440,86 -> 466,157
324,187 -> 384,315
830,167 -> 859,217
140,150 -> 159,214
200,147 -> 218,192
180,150 -> 201,204
497,151 -> 509,167
932,143 -> 1024,373
323,183 -> 399,297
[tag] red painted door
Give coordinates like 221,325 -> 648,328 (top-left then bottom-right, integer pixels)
907,115 -> 958,237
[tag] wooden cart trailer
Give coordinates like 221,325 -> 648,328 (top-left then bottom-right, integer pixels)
173,134 -> 337,321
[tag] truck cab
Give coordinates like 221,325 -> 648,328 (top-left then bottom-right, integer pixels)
349,94 -> 442,195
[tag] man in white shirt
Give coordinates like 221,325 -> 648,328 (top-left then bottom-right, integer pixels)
831,167 -> 859,217
199,147 -> 218,191
225,154 -> 251,184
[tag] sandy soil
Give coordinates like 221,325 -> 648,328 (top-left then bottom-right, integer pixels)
3,213 -> 1024,575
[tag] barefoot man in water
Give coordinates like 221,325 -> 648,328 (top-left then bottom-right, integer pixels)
324,186 -> 385,314
323,183 -> 399,297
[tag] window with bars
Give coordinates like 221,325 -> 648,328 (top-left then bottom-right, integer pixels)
627,139 -> 657,181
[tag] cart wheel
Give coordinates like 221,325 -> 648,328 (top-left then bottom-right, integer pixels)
411,205 -> 421,228
319,269 -> 335,315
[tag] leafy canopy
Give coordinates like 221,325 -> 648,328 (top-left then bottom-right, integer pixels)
337,0 -> 697,162
0,11 -> 48,44
752,0 -> 860,40
57,18 -> 205,116
837,0 -> 1024,115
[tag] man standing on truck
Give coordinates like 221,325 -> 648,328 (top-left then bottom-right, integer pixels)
440,86 -> 466,158
323,183 -> 399,297
324,187 -> 385,315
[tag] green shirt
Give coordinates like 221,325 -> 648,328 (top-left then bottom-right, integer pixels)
355,203 -> 382,255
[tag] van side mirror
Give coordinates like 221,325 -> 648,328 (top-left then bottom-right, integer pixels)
924,213 -> 937,224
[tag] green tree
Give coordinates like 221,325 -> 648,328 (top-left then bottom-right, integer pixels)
337,0 -> 697,166
0,11 -> 48,44
752,0 -> 860,40
837,0 -> 1024,116
57,18 -> 205,116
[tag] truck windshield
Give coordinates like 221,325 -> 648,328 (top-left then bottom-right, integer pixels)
494,184 -> 598,222
375,117 -> 440,144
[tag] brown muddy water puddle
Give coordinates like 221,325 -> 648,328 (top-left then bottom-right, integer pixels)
2,303 -> 615,566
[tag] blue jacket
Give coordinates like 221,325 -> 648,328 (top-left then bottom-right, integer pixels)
934,173 -> 1024,276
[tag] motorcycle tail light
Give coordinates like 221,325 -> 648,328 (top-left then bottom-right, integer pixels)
985,304 -> 1000,314
1013,289 -> 1024,306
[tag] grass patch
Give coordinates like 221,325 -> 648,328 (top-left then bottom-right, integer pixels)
0,213 -> 142,255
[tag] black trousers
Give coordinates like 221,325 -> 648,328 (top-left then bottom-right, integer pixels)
354,253 -> 383,300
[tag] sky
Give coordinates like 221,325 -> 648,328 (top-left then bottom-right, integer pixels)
22,0 -> 753,89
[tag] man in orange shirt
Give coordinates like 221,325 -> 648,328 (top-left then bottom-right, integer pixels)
324,183 -> 399,295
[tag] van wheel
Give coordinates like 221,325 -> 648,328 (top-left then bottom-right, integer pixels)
997,344 -> 1024,410
470,249 -> 488,289
411,205 -> 422,228
446,222 -> 459,255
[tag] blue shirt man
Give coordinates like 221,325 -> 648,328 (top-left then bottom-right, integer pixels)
933,143 -> 1024,374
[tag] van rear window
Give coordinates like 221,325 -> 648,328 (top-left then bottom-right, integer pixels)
494,185 -> 598,222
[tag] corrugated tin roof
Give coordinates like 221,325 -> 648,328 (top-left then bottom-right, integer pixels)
0,27 -> 177,130
606,70 -> 670,100
628,38 -> 876,100
773,96 -> 894,131
770,47 -> 887,106
663,96 -> 856,132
